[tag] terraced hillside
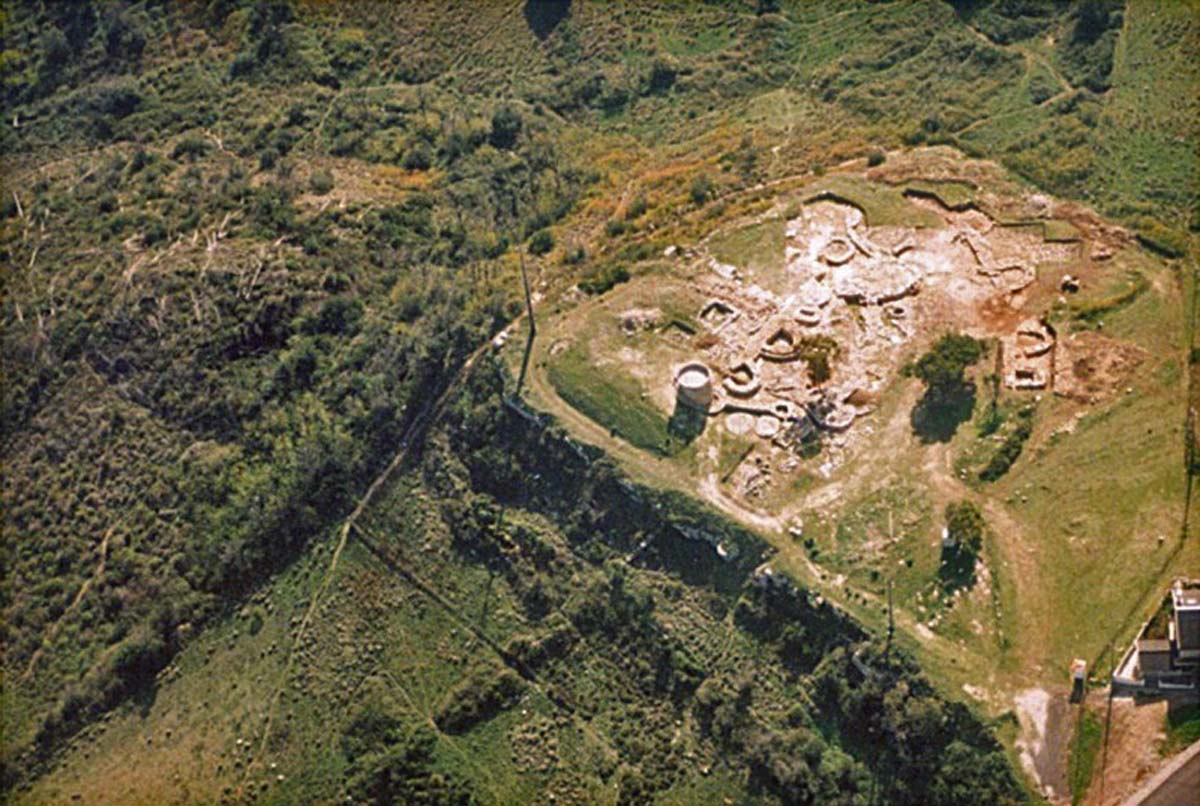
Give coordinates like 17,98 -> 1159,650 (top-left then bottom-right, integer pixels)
2,1 -> 1197,804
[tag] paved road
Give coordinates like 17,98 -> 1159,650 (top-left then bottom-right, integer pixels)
1127,738 -> 1200,806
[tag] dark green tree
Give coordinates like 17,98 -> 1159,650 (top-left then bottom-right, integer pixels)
489,104 -> 523,149
940,501 -> 983,590
905,333 -> 983,442
906,334 -> 983,401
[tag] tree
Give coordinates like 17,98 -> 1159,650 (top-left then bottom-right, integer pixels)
905,334 -> 984,442
647,57 -> 677,94
489,104 -> 522,149
1072,0 -> 1111,45
940,501 -> 983,590
102,7 -> 146,64
528,229 -> 554,255
906,334 -> 983,401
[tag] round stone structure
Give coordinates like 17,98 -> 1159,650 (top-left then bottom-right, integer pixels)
675,362 -> 714,411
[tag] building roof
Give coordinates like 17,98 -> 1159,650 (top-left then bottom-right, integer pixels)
1173,584 -> 1200,609
1138,639 -> 1171,653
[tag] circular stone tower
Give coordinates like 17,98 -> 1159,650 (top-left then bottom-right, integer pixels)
675,362 -> 714,411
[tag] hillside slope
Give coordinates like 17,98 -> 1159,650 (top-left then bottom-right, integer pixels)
2,1 -> 1197,803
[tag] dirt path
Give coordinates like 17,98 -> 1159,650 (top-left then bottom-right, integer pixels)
21,523 -> 117,682
1015,686 -> 1074,802
920,437 -> 1041,654
245,343 -> 489,784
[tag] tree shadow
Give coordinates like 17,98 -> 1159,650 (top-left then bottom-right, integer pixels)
523,0 -> 571,41
938,545 -> 977,593
911,383 -> 976,444
667,403 -> 706,447
132,679 -> 160,718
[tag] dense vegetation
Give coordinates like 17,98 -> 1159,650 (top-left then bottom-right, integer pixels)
2,0 -> 1196,801
905,333 -> 985,442
406,361 -> 1024,804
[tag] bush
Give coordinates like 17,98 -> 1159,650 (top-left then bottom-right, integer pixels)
906,333 -> 984,443
309,169 -> 334,194
435,666 -> 526,734
646,57 -> 678,94
866,150 -> 886,167
402,143 -> 432,171
605,218 -> 628,237
940,501 -> 983,590
979,405 -> 1034,482
690,175 -> 714,206
529,228 -> 554,255
171,136 -> 212,161
579,264 -> 630,295
489,104 -> 522,149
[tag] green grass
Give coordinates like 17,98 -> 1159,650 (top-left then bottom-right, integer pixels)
804,174 -> 944,228
1068,709 -> 1103,805
1043,219 -> 1082,242
995,299 -> 1186,677
708,216 -> 787,291
825,482 -> 937,605
1164,704 -> 1200,755
547,340 -> 682,458
717,434 -> 755,483
0,1 -> 1192,803
1091,0 -> 1200,225
1069,270 -> 1150,324
902,179 -> 978,211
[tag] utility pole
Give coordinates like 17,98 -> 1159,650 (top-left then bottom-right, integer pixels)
515,249 -> 536,396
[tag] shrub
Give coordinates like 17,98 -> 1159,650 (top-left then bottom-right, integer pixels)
866,150 -> 886,167
489,104 -> 522,149
579,264 -> 630,295
435,667 -> 525,734
306,296 -> 363,335
646,57 -> 678,94
979,405 -> 1034,482
940,501 -> 983,589
906,333 -> 984,442
258,147 -> 279,171
402,143 -> 432,171
690,174 -> 713,206
171,136 -> 212,161
1135,221 -> 1187,259
605,219 -> 627,237
308,169 -> 334,194
529,229 -> 554,255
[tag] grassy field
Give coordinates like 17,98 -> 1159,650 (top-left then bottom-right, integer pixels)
1164,703 -> 1200,756
805,174 -> 945,228
708,216 -> 786,292
547,339 -> 681,457
3,0 -> 1197,801
1091,0 -> 1200,227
